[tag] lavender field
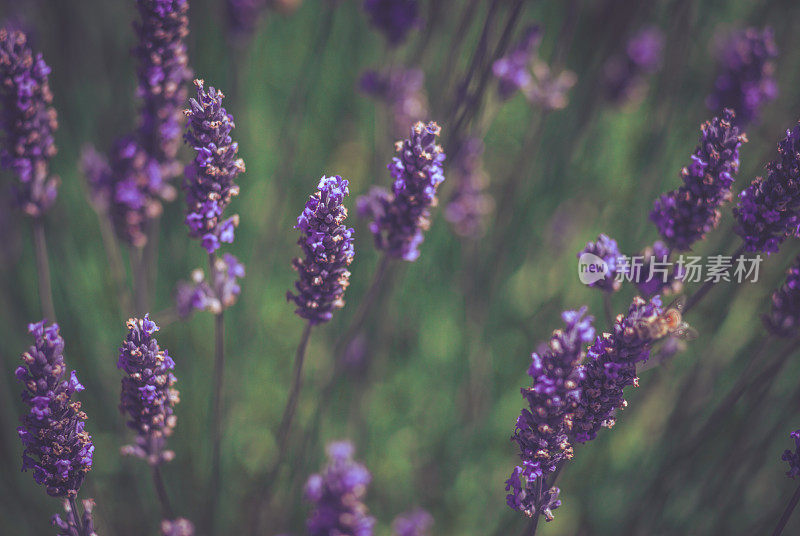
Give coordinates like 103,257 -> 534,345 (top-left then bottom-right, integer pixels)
3,1 -> 800,535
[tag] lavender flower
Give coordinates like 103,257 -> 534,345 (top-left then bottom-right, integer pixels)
118,315 -> 179,465
632,241 -> 684,297
603,27 -> 664,105
359,67 -> 428,136
175,253 -> 245,317
183,79 -> 245,253
392,509 -> 433,536
782,430 -> 800,479
651,110 -> 746,251
84,136 -> 175,247
363,0 -> 418,46
504,470 -> 562,523
707,27 -> 778,126
572,296 -> 663,443
15,321 -> 94,497
52,499 -> 98,536
161,518 -> 195,536
493,25 -> 542,100
134,0 -> 192,181
734,121 -> 800,254
578,234 -> 625,292
287,175 -> 354,325
445,137 -> 493,238
526,61 -> 577,111
0,28 -> 59,217
764,256 -> 800,337
305,441 -> 375,536
506,308 -> 594,520
362,121 -> 445,261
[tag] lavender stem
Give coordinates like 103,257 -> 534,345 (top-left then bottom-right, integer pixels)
683,243 -> 746,314
32,218 -> 56,321
773,483 -> 800,536
152,464 -> 174,520
274,322 -> 313,462
603,292 -> 613,327
68,497 -> 85,536
207,257 -> 225,534
131,246 -> 149,315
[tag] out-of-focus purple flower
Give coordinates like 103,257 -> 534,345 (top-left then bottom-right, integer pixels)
83,136 -> 176,247
0,28 -> 59,217
707,27 -> 778,126
578,234 -> 625,292
161,518 -> 195,536
118,315 -> 179,466
362,121 -> 445,261
359,67 -> 428,136
392,508 -> 433,536
652,110 -> 746,251
445,137 -> 493,238
526,61 -> 577,110
783,430 -> 800,479
134,0 -> 192,182
225,0 -> 266,40
304,440 -> 375,536
734,121 -> 800,254
287,175 -> 354,325
573,296 -> 663,443
175,253 -> 245,317
363,0 -> 418,47
52,498 -> 98,536
493,25 -> 542,100
183,79 -> 245,253
15,321 -> 94,497
764,256 -> 800,337
506,308 -> 594,520
632,241 -> 684,297
603,27 -> 663,105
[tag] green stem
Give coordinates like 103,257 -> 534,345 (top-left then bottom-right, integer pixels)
32,218 -> 56,321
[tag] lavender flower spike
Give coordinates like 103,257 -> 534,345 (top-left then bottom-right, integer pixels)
764,256 -> 800,337
288,175 -> 354,325
651,109 -> 746,251
53,498 -> 98,536
578,234 -> 625,292
305,441 -> 375,536
506,308 -> 594,520
445,137 -> 493,238
118,315 -> 179,465
363,0 -> 419,47
134,0 -> 192,181
16,321 -> 94,497
573,296 -> 663,443
603,27 -> 664,105
734,121 -> 800,254
183,79 -> 245,253
364,121 -> 445,261
707,27 -> 778,126
392,509 -> 433,536
0,28 -> 59,217
783,430 -> 800,478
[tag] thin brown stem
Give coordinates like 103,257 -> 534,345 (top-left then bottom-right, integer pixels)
152,464 -> 174,519
274,322 -> 314,463
96,209 -> 131,314
68,496 -> 85,536
32,218 -> 56,321
207,252 -> 226,535
773,482 -> 800,535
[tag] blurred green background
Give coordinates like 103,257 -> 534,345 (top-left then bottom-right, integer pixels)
3,0 -> 800,534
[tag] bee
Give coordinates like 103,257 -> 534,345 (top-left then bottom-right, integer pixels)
634,296 -> 698,342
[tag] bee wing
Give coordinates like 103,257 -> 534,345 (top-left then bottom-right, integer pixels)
664,295 -> 687,312
673,322 -> 698,341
